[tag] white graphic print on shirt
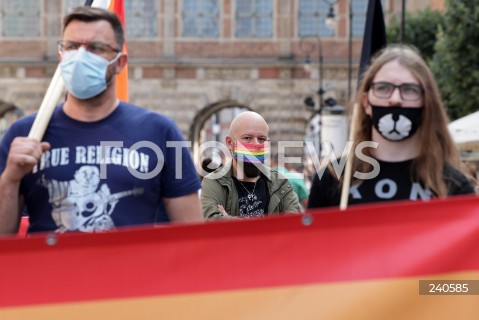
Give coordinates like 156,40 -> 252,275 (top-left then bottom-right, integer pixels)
238,194 -> 265,218
39,165 -> 143,233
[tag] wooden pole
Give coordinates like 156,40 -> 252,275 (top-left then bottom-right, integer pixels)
339,103 -> 359,210
27,66 -> 64,141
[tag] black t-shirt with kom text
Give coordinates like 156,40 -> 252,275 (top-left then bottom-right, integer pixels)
308,159 -> 475,209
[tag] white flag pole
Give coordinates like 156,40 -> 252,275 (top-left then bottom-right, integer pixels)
27,66 -> 64,141
339,103 -> 359,211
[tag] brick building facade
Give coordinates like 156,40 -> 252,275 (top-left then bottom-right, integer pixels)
0,0 -> 443,163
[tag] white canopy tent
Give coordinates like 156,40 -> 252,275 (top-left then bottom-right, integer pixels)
448,111 -> 479,161
448,111 -> 479,149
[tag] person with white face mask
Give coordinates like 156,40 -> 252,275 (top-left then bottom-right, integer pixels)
308,44 -> 476,209
0,7 -> 203,235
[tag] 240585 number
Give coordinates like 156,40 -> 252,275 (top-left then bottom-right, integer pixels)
419,280 -> 479,295
429,283 -> 468,293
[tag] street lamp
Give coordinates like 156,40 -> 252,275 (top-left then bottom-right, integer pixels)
301,1 -> 337,155
301,0 -> 338,109
301,37 -> 325,113
325,3 -> 337,29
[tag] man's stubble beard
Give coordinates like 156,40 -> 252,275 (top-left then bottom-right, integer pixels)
243,162 -> 261,178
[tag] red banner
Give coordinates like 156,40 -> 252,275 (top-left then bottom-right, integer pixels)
1,196 -> 478,318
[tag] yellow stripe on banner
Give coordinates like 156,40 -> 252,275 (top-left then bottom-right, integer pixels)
2,271 -> 478,320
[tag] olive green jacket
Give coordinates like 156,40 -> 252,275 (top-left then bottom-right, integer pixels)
201,164 -> 301,219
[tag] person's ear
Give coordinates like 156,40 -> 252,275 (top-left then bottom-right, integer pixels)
361,92 -> 372,116
115,53 -> 128,74
226,136 -> 234,151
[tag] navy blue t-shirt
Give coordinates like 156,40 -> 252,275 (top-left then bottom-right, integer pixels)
0,102 -> 201,233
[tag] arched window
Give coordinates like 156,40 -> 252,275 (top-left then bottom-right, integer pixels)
0,103 -> 24,140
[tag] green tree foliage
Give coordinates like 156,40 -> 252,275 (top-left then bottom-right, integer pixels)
431,0 -> 479,120
387,9 -> 446,62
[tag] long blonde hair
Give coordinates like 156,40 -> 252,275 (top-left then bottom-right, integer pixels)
351,44 -> 462,197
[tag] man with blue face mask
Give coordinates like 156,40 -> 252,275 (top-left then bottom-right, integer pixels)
0,7 -> 203,235
59,41 -> 122,100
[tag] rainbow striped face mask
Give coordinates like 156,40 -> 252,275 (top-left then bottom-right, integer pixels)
233,141 -> 270,164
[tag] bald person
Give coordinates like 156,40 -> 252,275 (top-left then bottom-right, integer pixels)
201,111 -> 301,219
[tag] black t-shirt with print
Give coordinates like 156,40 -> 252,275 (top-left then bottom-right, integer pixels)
308,159 -> 475,209
233,176 -> 270,218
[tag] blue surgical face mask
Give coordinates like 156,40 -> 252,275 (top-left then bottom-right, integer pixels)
60,47 -> 121,100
